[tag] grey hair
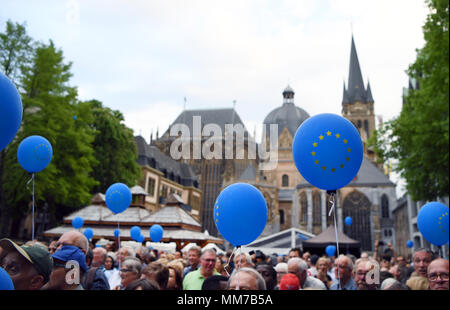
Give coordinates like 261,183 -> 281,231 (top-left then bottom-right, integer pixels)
234,252 -> 253,265
288,257 -> 309,272
120,246 -> 136,258
413,247 -> 433,258
228,267 -> 266,290
336,254 -> 353,270
201,248 -> 217,258
381,278 -> 400,290
122,257 -> 142,275
187,245 -> 202,256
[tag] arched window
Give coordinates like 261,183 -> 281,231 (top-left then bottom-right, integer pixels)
357,120 -> 362,128
343,191 -> 372,251
381,194 -> 390,218
300,192 -> 307,224
364,120 -> 369,138
282,174 -> 289,187
279,210 -> 285,225
313,191 -> 321,225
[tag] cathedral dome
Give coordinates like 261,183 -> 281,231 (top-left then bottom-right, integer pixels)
263,86 -> 310,138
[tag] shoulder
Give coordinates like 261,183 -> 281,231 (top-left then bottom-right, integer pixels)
306,276 -> 326,289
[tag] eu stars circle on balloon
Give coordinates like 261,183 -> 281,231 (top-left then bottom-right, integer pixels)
293,113 -> 363,191
17,135 -> 53,173
105,183 -> 132,214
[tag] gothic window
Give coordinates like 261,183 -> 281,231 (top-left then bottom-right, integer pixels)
313,191 -> 321,225
282,174 -> 289,187
364,120 -> 369,138
300,192 -> 307,224
381,194 -> 390,218
357,120 -> 362,128
343,191 -> 372,251
279,210 -> 285,225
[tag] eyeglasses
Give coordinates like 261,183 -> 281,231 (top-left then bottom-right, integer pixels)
202,259 -> 216,263
120,268 -> 133,273
428,272 -> 449,282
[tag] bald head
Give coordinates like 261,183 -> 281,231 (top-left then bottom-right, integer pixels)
92,247 -> 107,267
56,230 -> 89,254
428,258 -> 449,290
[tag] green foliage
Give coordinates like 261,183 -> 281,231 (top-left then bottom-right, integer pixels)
370,0 -> 449,201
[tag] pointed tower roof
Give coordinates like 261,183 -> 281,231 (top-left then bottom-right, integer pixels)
366,81 -> 374,103
342,80 -> 350,104
347,36 -> 366,103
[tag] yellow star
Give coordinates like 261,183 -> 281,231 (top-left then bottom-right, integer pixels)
319,135 -> 324,140
344,139 -> 348,144
315,160 -> 319,165
340,164 -> 344,168
327,131 -> 331,136
312,151 -> 316,156
313,142 -> 318,147
346,157 -> 350,161
331,168 -> 336,172
322,166 -> 326,170
336,134 -> 340,138
216,213 -> 219,216
347,148 -> 351,152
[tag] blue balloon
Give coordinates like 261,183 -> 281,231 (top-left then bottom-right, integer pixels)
406,240 -> 414,248
114,229 -> 120,238
73,115 -> 77,120
149,225 -> 164,242
345,216 -> 352,226
214,183 -> 268,246
72,216 -> 84,229
293,113 -> 363,190
137,234 -> 145,243
0,72 -> 22,152
84,228 -> 94,240
417,201 -> 449,246
325,245 -> 336,257
17,135 -> 53,173
105,183 -> 132,214
130,226 -> 141,240
0,267 -> 14,290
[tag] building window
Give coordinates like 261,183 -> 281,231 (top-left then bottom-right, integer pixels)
282,174 -> 289,187
364,120 -> 369,138
147,177 -> 156,196
357,120 -> 362,128
280,210 -> 285,225
313,191 -> 321,225
300,192 -> 307,223
381,194 -> 389,218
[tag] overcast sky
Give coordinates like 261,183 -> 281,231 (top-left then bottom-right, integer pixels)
1,0 -> 430,196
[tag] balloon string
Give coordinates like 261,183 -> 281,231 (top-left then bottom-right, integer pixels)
224,246 -> 239,277
27,174 -> 35,241
330,193 -> 341,290
117,221 -> 121,271
237,246 -> 241,291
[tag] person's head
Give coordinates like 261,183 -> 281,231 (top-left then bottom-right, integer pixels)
353,258 -> 379,290
120,257 -> 142,288
395,256 -> 406,267
413,248 -> 433,277
118,246 -> 136,265
202,275 -> 229,290
287,257 -> 308,288
302,252 -> 311,266
85,248 -> 93,267
280,273 -> 300,290
256,264 -> 277,290
334,255 -> 353,284
46,245 -> 88,290
360,252 -> 368,259
48,239 -> 58,254
55,231 -> 89,254
427,258 -> 449,290
124,278 -> 160,290
199,249 -> 217,278
92,247 -> 107,268
187,245 -> 202,267
174,251 -> 182,259
0,239 -> 53,290
380,277 -> 400,290
275,262 -> 288,285
406,276 -> 429,290
288,248 -> 302,260
316,257 -> 330,274
227,267 -> 266,290
104,253 -> 116,270
141,262 -> 169,290
215,257 -> 225,274
234,252 -> 254,269
254,250 -> 266,265
167,265 -> 183,290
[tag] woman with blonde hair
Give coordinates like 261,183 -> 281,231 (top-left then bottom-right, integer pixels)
406,276 -> 429,290
315,256 -> 333,289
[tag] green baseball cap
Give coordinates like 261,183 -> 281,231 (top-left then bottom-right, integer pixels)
0,238 -> 53,283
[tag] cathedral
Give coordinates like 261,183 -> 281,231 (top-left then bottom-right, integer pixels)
154,36 -> 397,251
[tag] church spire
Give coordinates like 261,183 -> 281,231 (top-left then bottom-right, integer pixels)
366,80 -> 374,103
347,35 -> 366,103
342,80 -> 350,104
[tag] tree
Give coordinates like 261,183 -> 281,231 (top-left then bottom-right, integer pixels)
86,100 -> 142,194
370,0 -> 449,201
0,20 -> 33,237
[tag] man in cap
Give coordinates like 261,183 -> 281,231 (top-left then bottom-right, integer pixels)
43,245 -> 88,290
0,238 -> 53,290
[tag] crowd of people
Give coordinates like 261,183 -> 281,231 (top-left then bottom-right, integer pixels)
0,230 -> 448,290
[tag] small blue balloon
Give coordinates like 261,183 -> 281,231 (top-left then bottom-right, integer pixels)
73,115 -> 77,120
114,229 -> 120,238
417,201 -> 449,246
325,245 -> 336,257
17,135 -> 53,173
84,228 -> 94,240
72,216 -> 84,229
105,183 -> 132,214
0,267 -> 14,290
149,225 -> 164,242
214,183 -> 268,246
293,113 -> 363,190
130,226 -> 141,240
345,216 -> 352,226
0,72 -> 22,152
406,240 -> 414,248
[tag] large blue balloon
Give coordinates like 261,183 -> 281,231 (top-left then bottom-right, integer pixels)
72,216 -> 84,229
406,240 -> 414,248
325,245 -> 336,257
105,183 -> 132,214
417,201 -> 449,246
17,135 -> 53,173
130,226 -> 141,240
114,229 -> 120,238
345,216 -> 352,226
84,228 -> 94,240
0,72 -> 22,152
0,267 -> 14,290
149,225 -> 164,242
293,113 -> 363,190
214,183 -> 268,246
